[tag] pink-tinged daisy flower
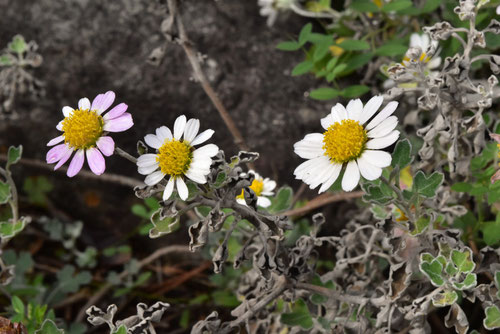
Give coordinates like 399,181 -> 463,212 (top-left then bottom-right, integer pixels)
46,91 -> 133,177
137,115 -> 218,201
236,170 -> 276,208
294,96 -> 400,192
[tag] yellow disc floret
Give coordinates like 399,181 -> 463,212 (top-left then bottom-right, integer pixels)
157,139 -> 193,177
62,109 -> 104,149
323,119 -> 367,164
237,178 -> 264,199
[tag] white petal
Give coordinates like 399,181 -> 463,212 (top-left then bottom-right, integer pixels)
357,156 -> 382,181
144,134 -> 163,149
263,179 -> 276,193
137,154 -> 159,167
346,99 -> 363,121
318,163 -> 342,193
410,33 -> 422,48
186,168 -> 207,184
163,177 -> 175,201
138,164 -> 159,175
257,196 -> 272,208
176,177 -> 189,200
294,157 -> 322,177
367,116 -> 398,138
361,150 -> 392,168
427,57 -> 441,69
359,95 -> 384,125
191,129 -> 214,146
183,118 -> 200,143
331,103 -> 347,122
173,115 -> 187,140
56,121 -> 63,131
144,170 -> 164,186
62,106 -> 73,117
366,130 -> 400,149
421,34 -> 430,49
366,101 -> 398,130
309,162 -> 337,190
298,156 -> 331,187
342,160 -> 360,192
293,133 -> 324,159
156,126 -> 173,142
193,144 -> 218,158
78,97 -> 90,110
321,113 -> 335,130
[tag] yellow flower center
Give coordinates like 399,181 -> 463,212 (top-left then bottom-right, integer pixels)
237,178 -> 264,200
157,139 -> 193,177
403,52 -> 431,65
62,109 -> 104,149
323,119 -> 367,164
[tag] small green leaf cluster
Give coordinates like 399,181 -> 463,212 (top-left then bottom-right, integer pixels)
419,246 -> 477,307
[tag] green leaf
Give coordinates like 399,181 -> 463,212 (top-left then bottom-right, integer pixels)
0,54 -> 13,66
7,145 -> 22,167
370,205 -> 390,220
35,319 -> 64,334
149,210 -> 179,238
12,295 -> 25,315
0,181 -> 11,204
362,184 -> 393,204
340,52 -> 373,74
445,262 -> 458,276
212,290 -> 240,307
484,305 -> 500,330
327,63 -> 347,82
350,0 -> 380,12
374,43 -> 408,57
131,204 -> 150,219
56,265 -> 92,294
451,248 -> 475,273
413,171 -> 444,198
419,256 -> 445,287
481,220 -> 500,246
299,23 -> 313,45
276,41 -> 301,51
269,186 -> 293,212
420,0 -> 443,13
341,85 -> 370,98
113,325 -> 128,334
326,57 -> 339,71
337,39 -> 370,51
451,182 -> 472,193
432,290 -> 458,307
452,272 -> 477,290
309,87 -> 340,100
292,61 -> 313,76
382,0 -> 412,12
410,215 -> 430,235
281,299 -> 313,330
214,171 -> 227,188
8,35 -> 27,54
391,139 -> 412,168
0,218 -> 29,241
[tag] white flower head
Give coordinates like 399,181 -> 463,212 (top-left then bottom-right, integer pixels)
137,115 -> 218,201
294,96 -> 400,192
236,170 -> 276,208
404,33 -> 441,70
258,0 -> 292,27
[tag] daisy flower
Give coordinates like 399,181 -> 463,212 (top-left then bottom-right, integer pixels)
46,91 -> 133,177
403,33 -> 441,71
236,170 -> 276,208
293,96 -> 400,192
137,115 -> 218,201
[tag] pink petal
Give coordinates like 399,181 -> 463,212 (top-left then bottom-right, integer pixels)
47,135 -> 65,146
490,133 -> 500,144
492,169 -> 500,184
92,91 -> 115,115
46,144 -> 71,164
54,147 -> 73,170
103,103 -> 128,121
67,149 -> 85,177
86,148 -> 106,175
96,136 -> 115,156
103,113 -> 133,132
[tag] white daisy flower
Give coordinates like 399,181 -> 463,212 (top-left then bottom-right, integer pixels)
137,115 -> 218,201
236,170 -> 276,208
403,33 -> 441,70
293,96 -> 400,192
